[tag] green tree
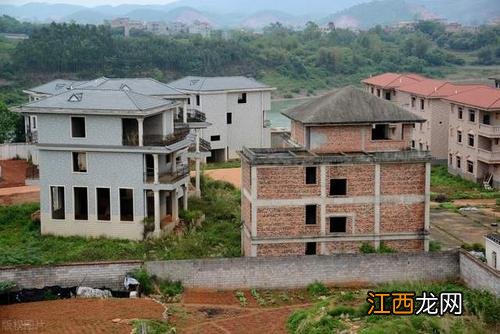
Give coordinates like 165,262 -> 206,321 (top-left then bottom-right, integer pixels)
0,102 -> 23,143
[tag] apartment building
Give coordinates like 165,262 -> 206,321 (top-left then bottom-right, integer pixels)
16,88 -> 197,240
446,86 -> 500,187
239,86 -> 431,257
169,76 -> 275,161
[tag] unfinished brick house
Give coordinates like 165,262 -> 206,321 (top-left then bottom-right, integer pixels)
239,86 -> 431,257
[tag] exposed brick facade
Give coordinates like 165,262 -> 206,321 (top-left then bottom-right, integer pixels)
257,243 -> 306,257
291,121 -> 305,146
383,239 -> 424,252
257,166 -> 320,199
381,164 -> 425,195
380,203 -> 425,233
257,206 -> 320,237
327,164 -> 375,196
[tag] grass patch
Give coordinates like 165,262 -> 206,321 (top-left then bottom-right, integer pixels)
132,319 -> 173,334
431,166 -> 500,200
0,176 -> 241,266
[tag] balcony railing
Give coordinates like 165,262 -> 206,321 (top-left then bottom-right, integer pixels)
478,124 -> 500,137
478,148 -> 500,163
143,128 -> 190,147
175,109 -> 207,123
144,164 -> 189,184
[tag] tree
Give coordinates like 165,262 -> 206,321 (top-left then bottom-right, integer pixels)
0,102 -> 23,143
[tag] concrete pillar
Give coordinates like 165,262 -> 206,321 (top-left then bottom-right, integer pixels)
172,190 -> 179,221
424,162 -> 431,252
138,118 -> 144,147
183,184 -> 188,210
320,165 -> 326,255
374,164 -> 381,249
172,152 -> 177,173
195,129 -> 201,197
153,154 -> 159,184
154,190 -> 160,236
183,101 -> 188,123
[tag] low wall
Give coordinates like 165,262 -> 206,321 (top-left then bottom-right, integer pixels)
0,261 -> 142,291
146,251 -> 460,289
0,143 -> 38,165
460,251 -> 500,296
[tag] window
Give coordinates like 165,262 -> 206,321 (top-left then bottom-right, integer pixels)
187,97 -> 190,105
305,167 -> 317,184
305,205 -> 317,225
469,109 -> 476,123
458,107 -> 463,119
330,179 -> 347,196
72,152 -> 87,173
165,154 -> 171,164
376,89 -> 380,97
330,217 -> 347,233
420,98 -> 425,110
196,95 -> 200,106
31,116 -> 37,129
457,130 -> 462,143
96,188 -> 111,221
411,97 -> 416,108
411,140 -> 415,148
385,92 -> 391,100
237,92 -> 247,104
468,134 -> 475,147
456,156 -> 461,169
210,135 -> 220,142
71,116 -> 86,138
50,186 -> 65,219
73,187 -> 88,220
119,188 -> 134,221
467,160 -> 474,174
226,112 -> 232,124
305,242 -> 316,255
483,114 -> 491,125
371,87 -> 374,94
449,154 -> 453,165
371,124 -> 389,140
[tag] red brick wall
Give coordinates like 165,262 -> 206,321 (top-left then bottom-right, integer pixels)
364,139 -> 408,152
257,243 -> 307,256
325,241 -> 363,254
257,166 -> 320,199
381,164 -> 425,195
383,239 -> 424,252
291,121 -> 305,146
256,206 -> 320,237
327,164 -> 375,196
309,126 -> 365,153
325,204 -> 375,234
380,203 -> 425,233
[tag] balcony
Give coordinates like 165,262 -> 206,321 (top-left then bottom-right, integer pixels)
144,164 -> 189,184
175,109 -> 207,123
477,149 -> 500,163
143,128 -> 190,147
478,124 -> 500,138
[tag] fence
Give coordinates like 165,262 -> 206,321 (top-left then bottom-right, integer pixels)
0,143 -> 38,165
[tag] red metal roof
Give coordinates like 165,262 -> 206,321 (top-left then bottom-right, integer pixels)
362,73 -> 425,89
443,86 -> 500,110
397,79 -> 481,98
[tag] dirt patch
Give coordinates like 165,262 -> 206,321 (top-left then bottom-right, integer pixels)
0,160 -> 28,188
452,199 -> 497,207
182,289 -> 258,307
200,168 -> 241,188
0,298 -> 165,333
0,186 -> 40,205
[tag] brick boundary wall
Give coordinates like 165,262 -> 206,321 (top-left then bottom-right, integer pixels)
146,251 -> 460,289
460,251 -> 500,296
0,261 -> 142,291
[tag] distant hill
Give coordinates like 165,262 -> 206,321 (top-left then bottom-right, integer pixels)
240,11 -> 308,29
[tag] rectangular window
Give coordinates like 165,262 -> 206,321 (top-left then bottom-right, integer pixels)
370,87 -> 374,94
420,98 -> 425,110
330,179 -> 347,196
96,188 -> 111,221
411,97 -> 416,108
385,92 -> 391,100
210,135 -> 221,142
411,140 -> 415,148
305,205 -> 317,225
165,154 -> 171,164
187,97 -> 190,105
50,186 -> 65,219
457,131 -> 462,143
330,217 -> 347,233
72,152 -> 87,173
467,160 -> 474,174
226,112 -> 232,124
456,157 -> 461,169
119,188 -> 134,221
468,134 -> 475,147
238,92 -> 247,104
376,89 -> 380,97
305,167 -> 317,184
31,116 -> 37,129
469,110 -> 476,123
371,124 -> 389,140
305,242 -> 316,255
73,187 -> 88,220
458,107 -> 463,119
483,114 -> 491,125
71,116 -> 86,138
196,95 -> 200,106
449,154 -> 453,165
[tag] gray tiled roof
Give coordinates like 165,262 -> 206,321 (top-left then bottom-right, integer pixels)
21,89 -> 176,113
168,76 -> 272,92
486,234 -> 500,245
77,77 -> 186,96
282,86 -> 425,125
26,79 -> 88,95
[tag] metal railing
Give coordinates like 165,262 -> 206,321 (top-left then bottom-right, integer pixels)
175,109 -> 207,123
144,164 -> 189,184
143,128 -> 190,147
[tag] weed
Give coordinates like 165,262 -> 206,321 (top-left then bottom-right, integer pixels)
360,242 -> 376,253
130,267 -> 154,295
235,291 -> 247,307
159,280 -> 183,297
132,319 -> 174,334
429,240 -> 442,252
307,281 -> 329,297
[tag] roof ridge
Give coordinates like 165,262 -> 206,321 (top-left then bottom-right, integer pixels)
123,90 -> 143,111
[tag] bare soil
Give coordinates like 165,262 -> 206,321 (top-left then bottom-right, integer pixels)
0,160 -> 28,188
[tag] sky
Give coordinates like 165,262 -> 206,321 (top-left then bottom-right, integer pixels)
2,0 -> 178,6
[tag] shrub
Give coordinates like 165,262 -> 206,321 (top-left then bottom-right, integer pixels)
464,289 -> 500,325
158,280 -> 183,297
328,305 -> 356,317
0,280 -> 16,293
433,193 -> 448,203
360,242 -> 376,253
461,243 -> 485,253
307,281 -> 329,297
378,242 -> 396,253
130,267 -> 154,295
429,240 -> 442,252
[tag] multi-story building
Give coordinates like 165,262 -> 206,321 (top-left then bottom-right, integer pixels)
446,86 -> 500,187
16,88 -> 197,240
168,76 -> 275,161
239,86 -> 431,257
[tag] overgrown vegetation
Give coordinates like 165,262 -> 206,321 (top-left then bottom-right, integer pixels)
0,280 -> 16,293
359,242 -> 396,254
0,176 -> 241,266
132,319 -> 174,334
287,282 -> 500,333
431,166 -> 500,200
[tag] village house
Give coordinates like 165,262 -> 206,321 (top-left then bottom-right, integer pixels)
168,76 -> 275,161
239,86 -> 431,257
16,88 -> 199,240
485,234 -> 499,271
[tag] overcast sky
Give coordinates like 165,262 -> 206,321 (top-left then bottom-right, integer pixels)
2,0 -> 178,6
